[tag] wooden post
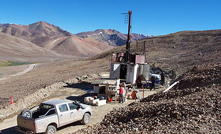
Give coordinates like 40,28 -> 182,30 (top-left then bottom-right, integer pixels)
142,85 -> 144,99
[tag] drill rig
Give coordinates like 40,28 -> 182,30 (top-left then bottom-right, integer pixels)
110,11 -> 150,85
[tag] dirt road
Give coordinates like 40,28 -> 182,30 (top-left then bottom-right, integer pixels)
0,64 -> 36,84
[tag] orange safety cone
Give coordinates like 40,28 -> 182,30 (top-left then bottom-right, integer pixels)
11,97 -> 13,104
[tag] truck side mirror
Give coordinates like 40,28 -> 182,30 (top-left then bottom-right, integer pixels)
77,106 -> 80,110
78,105 -> 85,110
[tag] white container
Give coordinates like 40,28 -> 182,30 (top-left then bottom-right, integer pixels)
84,97 -> 93,104
96,100 -> 106,106
92,99 -> 99,105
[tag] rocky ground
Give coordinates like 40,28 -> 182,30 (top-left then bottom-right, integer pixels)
75,63 -> 221,133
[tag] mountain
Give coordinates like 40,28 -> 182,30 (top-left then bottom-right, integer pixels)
0,32 -> 68,62
77,29 -> 151,46
50,35 -> 114,56
0,21 -> 72,47
0,21 -> 115,58
0,21 -> 151,60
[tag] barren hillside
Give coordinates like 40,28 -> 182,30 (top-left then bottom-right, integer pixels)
0,22 -> 148,58
0,32 -> 70,62
91,29 -> 221,80
51,35 -> 113,56
0,22 -> 113,57
0,21 -> 71,44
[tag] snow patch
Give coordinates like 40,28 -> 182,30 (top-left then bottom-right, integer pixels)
52,38 -> 60,43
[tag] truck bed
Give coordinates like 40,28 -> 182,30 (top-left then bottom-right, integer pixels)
17,115 -> 36,133
17,113 -> 58,133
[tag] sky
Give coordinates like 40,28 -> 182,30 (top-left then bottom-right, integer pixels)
0,0 -> 221,36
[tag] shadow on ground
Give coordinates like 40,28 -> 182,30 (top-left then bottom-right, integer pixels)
0,126 -> 22,134
57,121 -> 83,132
64,82 -> 93,91
66,93 -> 95,104
64,82 -> 95,104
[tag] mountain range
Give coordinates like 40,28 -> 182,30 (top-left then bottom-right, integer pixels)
0,21 -> 151,61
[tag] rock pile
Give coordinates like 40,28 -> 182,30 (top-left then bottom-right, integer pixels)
75,64 -> 221,133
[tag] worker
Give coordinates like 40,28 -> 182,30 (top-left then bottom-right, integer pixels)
118,84 -> 124,103
150,77 -> 155,91
131,90 -> 138,100
161,72 -> 165,86
136,75 -> 143,88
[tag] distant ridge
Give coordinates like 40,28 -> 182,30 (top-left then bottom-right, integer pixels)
77,29 -> 151,46
0,21 -> 149,60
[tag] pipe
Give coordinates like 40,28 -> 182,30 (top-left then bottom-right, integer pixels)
125,11 -> 132,62
163,81 -> 179,93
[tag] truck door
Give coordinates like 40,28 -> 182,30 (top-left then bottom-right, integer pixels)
68,103 -> 83,121
58,104 -> 71,126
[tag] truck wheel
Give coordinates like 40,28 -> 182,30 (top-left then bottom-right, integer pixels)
45,125 -> 56,134
21,109 -> 32,118
82,113 -> 90,125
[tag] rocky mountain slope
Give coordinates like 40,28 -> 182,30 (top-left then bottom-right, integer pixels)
0,32 -> 69,62
91,29 -> 221,80
77,29 -> 151,46
0,21 -> 71,46
0,21 -> 149,59
0,23 -> 5,27
0,21 -> 113,58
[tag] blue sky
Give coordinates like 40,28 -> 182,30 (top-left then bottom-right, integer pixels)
1,0 -> 221,36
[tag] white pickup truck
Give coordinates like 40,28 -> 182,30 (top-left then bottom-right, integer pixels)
16,100 -> 92,134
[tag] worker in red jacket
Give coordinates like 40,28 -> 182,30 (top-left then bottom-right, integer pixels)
118,84 -> 124,103
131,90 -> 138,100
